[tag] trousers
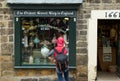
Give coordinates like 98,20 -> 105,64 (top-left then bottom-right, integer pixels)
57,70 -> 70,81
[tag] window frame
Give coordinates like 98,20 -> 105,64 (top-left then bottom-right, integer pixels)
14,10 -> 76,69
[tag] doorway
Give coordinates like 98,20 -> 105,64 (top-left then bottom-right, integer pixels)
97,19 -> 120,81
88,10 -> 120,81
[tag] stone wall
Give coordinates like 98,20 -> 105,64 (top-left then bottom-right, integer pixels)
76,0 -> 120,81
1,0 -> 120,81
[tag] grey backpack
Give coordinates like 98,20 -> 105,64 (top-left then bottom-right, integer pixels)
54,47 -> 68,72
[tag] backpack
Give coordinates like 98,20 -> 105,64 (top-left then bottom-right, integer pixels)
54,47 -> 68,72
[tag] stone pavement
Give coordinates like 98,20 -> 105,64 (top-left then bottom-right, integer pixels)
96,71 -> 120,81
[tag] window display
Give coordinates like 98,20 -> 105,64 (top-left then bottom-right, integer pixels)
21,17 -> 69,65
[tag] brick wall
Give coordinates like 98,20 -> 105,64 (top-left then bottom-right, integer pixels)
1,0 -> 120,81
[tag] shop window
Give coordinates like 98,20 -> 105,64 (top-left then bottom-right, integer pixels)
14,17 -> 76,68
21,17 -> 69,65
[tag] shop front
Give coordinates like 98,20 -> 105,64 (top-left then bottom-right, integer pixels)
13,10 -> 77,68
6,0 -> 83,80
3,0 -> 120,81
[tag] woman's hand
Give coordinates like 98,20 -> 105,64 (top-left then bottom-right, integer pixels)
48,57 -> 56,63
53,59 -> 56,63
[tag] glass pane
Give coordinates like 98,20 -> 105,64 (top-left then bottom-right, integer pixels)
21,17 -> 69,65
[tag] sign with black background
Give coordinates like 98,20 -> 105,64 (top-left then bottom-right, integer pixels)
14,10 -> 76,17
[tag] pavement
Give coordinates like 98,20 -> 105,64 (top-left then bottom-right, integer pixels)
96,71 -> 120,81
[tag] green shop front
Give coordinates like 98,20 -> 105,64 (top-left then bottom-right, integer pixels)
7,0 -> 83,69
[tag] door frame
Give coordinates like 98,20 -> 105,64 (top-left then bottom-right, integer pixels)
88,10 -> 120,81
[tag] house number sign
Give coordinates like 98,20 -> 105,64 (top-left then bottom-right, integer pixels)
105,11 -> 120,18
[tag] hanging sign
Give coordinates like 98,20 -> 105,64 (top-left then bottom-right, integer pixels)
14,10 -> 76,17
103,47 -> 112,62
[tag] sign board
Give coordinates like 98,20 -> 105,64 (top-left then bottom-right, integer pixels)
14,10 -> 76,17
7,0 -> 83,4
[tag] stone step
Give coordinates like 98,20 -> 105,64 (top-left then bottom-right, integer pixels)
14,75 -> 75,81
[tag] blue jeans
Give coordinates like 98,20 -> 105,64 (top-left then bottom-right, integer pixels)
57,70 -> 70,81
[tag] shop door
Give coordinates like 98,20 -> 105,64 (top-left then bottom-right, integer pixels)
97,20 -> 118,72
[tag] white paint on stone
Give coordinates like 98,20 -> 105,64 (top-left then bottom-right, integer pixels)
88,18 -> 97,81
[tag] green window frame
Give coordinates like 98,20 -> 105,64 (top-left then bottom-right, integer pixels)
14,10 -> 76,69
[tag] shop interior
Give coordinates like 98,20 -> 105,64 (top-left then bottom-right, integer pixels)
97,19 -> 120,80
21,17 -> 69,65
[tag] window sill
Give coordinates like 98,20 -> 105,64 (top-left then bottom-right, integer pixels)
14,65 -> 76,69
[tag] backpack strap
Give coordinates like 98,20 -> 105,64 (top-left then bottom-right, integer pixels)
61,47 -> 65,54
54,48 -> 59,54
58,62 -> 62,71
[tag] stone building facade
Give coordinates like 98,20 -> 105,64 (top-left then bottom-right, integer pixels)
0,0 -> 120,81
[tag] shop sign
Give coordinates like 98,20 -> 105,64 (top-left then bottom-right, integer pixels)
103,47 -> 112,62
14,10 -> 76,17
